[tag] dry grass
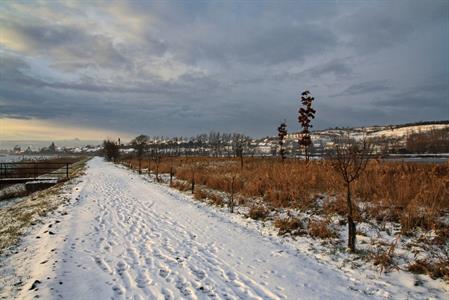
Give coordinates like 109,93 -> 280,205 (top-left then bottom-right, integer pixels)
208,193 -> 224,206
122,157 -> 449,233
371,238 -> 399,273
171,180 -> 190,192
193,188 -> 208,201
274,217 -> 303,235
408,259 -> 449,281
308,219 -> 336,239
248,205 -> 269,220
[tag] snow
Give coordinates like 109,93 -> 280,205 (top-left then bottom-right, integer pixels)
25,179 -> 59,184
370,124 -> 449,139
120,148 -> 135,153
0,183 -> 26,202
0,154 -> 60,163
0,196 -> 23,209
1,157 -> 447,299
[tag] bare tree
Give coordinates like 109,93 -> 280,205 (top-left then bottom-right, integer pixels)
103,139 -> 120,162
330,134 -> 372,252
277,121 -> 288,160
232,133 -> 249,169
150,149 -> 162,182
131,134 -> 149,174
298,90 -> 316,162
209,131 -> 223,157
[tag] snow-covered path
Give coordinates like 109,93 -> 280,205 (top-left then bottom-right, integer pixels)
11,158 -> 380,299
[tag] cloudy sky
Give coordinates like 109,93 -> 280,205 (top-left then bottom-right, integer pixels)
0,0 -> 448,141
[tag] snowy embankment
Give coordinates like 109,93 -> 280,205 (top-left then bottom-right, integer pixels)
0,157 -> 446,299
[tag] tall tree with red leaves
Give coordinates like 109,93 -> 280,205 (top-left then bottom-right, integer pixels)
298,90 -> 316,162
277,121 -> 288,160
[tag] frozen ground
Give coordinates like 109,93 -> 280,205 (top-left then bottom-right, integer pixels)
0,157 -> 447,299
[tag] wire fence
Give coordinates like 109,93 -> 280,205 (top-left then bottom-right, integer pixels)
0,162 -> 71,182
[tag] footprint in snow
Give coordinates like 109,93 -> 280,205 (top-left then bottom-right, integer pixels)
161,287 -> 174,300
159,268 -> 170,278
29,280 -> 41,291
112,285 -> 124,296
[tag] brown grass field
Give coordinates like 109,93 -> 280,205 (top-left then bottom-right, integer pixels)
123,156 -> 449,234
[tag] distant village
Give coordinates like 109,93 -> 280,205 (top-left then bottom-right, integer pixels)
2,121 -> 448,157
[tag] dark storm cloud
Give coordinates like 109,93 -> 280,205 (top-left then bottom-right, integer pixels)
0,56 -> 231,134
316,102 -> 391,129
338,0 -> 449,53
138,1 -> 340,66
375,80 -> 449,113
334,81 -> 392,97
0,0 -> 448,137
188,24 -> 338,65
307,60 -> 353,78
275,59 -> 354,82
0,55 -> 223,98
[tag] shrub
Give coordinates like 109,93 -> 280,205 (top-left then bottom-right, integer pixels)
408,259 -> 449,281
308,219 -> 336,239
208,193 -> 224,206
171,180 -> 190,192
249,205 -> 269,220
274,217 -> 303,235
371,238 -> 399,273
194,188 -> 208,201
103,139 -> 120,162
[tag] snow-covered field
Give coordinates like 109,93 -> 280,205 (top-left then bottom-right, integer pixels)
0,157 -> 447,299
370,124 -> 449,139
0,154 -> 59,163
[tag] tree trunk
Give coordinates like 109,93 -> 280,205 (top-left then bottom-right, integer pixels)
170,167 -> 173,186
346,182 -> 356,252
138,158 -> 142,174
229,176 -> 235,213
191,171 -> 195,194
240,154 -> 243,170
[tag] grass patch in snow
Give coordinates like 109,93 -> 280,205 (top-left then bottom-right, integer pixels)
0,157 -> 89,255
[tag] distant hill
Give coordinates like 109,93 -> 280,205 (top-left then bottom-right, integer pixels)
0,140 -> 102,151
285,120 -> 449,141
